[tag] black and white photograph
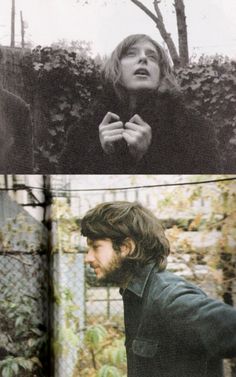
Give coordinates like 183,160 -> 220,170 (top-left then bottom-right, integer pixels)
0,0 -> 236,173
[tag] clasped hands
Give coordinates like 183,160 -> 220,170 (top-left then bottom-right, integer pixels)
99,112 -> 152,161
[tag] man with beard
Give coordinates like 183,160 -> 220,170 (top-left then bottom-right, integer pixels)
81,201 -> 236,377
0,86 -> 33,173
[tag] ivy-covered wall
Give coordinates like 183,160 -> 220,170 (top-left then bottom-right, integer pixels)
1,47 -> 235,171
22,47 -> 101,172
176,57 -> 236,171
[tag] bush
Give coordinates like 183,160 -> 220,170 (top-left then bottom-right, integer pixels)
176,56 -> 236,170
22,48 -> 235,171
22,46 -> 101,171
0,287 -> 48,377
73,321 -> 126,377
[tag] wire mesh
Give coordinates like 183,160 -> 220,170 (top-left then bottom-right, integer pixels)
0,250 -> 49,377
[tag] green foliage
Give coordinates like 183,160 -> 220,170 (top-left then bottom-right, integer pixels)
85,325 -> 108,348
0,212 -> 47,252
0,287 -> 47,377
53,286 -> 81,357
176,57 -> 236,169
0,356 -> 40,377
22,44 -> 101,171
51,197 -> 81,253
73,321 -> 127,377
103,339 -> 127,366
97,365 -> 124,377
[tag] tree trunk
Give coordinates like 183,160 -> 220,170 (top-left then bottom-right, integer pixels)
20,11 -> 25,49
130,0 -> 181,68
174,0 -> 189,66
11,0 -> 15,48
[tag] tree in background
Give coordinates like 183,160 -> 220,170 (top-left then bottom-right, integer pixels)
129,0 -> 189,67
77,0 -> 189,67
51,39 -> 92,58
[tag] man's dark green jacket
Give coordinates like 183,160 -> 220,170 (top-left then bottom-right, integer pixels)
121,263 -> 236,377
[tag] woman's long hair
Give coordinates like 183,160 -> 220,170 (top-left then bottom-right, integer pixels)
102,34 -> 179,100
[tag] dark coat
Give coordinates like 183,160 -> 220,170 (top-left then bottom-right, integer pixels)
0,87 -> 33,173
121,262 -> 236,377
59,91 -> 222,174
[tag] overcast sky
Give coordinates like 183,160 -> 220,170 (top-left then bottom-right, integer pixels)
0,0 -> 236,58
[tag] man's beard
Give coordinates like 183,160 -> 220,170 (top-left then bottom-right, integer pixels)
99,254 -> 134,286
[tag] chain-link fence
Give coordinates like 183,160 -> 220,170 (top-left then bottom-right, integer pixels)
51,248 -> 125,377
0,250 -> 49,376
0,190 -> 49,377
50,176 -> 236,377
52,252 -> 85,377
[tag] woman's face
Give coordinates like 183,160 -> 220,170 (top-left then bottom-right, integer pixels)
120,39 -> 161,93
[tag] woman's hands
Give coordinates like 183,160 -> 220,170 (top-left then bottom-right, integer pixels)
123,114 -> 152,161
99,112 -> 124,154
99,112 -> 152,161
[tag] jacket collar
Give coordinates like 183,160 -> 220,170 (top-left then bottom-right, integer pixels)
122,262 -> 156,298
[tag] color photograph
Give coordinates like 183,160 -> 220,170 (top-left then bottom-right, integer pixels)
0,174 -> 236,377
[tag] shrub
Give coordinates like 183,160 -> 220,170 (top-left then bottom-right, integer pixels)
21,48 -> 235,171
22,46 -> 101,171
176,56 -> 236,170
73,321 -> 127,377
0,287 -> 48,377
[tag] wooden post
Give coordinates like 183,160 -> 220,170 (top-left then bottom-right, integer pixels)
20,11 -> 25,48
10,0 -> 15,47
174,0 -> 189,66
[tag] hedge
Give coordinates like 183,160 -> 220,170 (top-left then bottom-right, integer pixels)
22,49 -> 236,171
176,57 -> 236,170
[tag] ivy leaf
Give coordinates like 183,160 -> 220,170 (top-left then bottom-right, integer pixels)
2,366 -> 13,377
51,114 -> 64,122
48,128 -> 57,136
43,62 -> 52,71
85,325 -> 107,348
18,359 -> 33,371
70,108 -> 81,117
97,365 -> 122,377
59,101 -> 70,111
30,357 -> 43,367
15,316 -> 24,327
10,363 -> 19,375
33,62 -> 43,71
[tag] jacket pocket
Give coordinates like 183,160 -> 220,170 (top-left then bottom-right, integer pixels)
132,339 -> 158,358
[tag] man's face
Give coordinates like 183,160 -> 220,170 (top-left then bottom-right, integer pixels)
120,39 -> 161,93
85,238 -> 123,283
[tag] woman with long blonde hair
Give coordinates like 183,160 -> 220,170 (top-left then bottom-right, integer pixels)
60,34 -> 221,173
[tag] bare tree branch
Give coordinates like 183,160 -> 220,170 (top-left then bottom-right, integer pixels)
130,0 -> 158,24
153,0 -> 163,23
130,0 -> 181,67
78,0 -> 188,67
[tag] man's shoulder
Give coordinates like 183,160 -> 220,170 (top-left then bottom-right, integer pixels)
150,269 -> 205,297
152,270 -> 186,287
